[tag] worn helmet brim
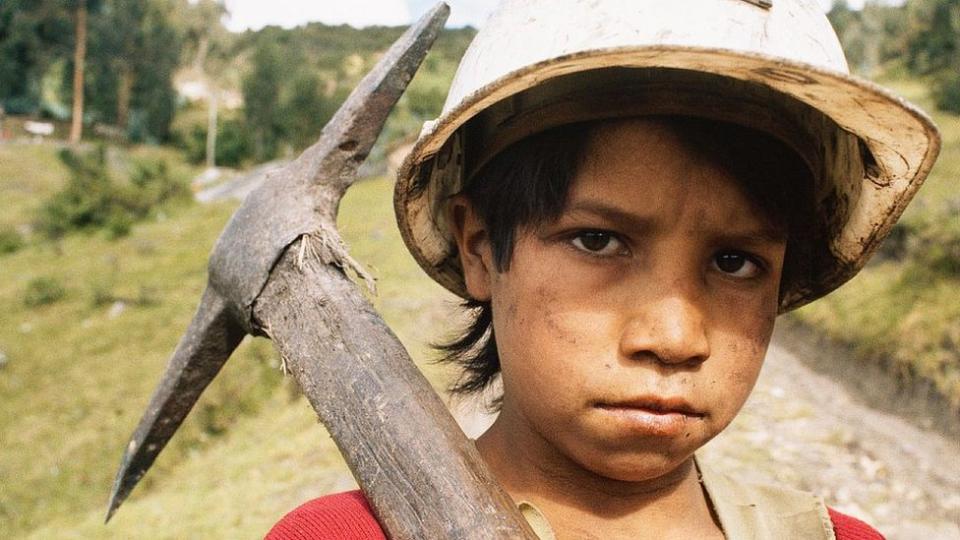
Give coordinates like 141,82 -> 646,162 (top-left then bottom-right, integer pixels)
395,46 -> 941,311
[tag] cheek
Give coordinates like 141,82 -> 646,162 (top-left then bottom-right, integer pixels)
493,282 -> 577,373
491,272 -> 615,409
706,308 -> 776,418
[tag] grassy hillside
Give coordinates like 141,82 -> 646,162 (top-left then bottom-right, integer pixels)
793,78 -> 960,412
0,142 -> 459,536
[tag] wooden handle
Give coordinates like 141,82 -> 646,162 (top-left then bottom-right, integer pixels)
254,238 -> 537,539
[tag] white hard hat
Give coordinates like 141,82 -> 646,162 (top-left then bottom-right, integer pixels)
395,0 -> 941,311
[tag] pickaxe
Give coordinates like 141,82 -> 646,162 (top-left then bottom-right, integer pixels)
106,4 -> 537,538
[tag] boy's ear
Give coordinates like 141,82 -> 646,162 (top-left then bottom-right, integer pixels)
448,195 -> 493,301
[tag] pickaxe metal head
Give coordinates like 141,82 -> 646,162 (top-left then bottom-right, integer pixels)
106,3 -> 450,522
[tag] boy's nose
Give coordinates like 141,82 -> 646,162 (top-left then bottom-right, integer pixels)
618,292 -> 711,366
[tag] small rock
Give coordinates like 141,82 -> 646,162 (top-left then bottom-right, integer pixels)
108,301 -> 126,319
858,455 -> 886,479
18,322 -> 32,334
0,350 -> 7,369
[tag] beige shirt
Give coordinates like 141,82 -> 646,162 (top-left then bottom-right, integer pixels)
517,457 -> 835,540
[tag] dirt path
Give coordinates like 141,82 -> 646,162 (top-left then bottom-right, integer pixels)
453,325 -> 960,539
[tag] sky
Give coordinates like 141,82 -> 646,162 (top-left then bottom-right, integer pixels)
223,0 -> 495,31
222,0 -> 900,32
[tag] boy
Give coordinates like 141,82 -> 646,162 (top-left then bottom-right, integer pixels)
269,0 -> 940,538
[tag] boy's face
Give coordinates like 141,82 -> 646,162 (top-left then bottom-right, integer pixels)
456,118 -> 786,482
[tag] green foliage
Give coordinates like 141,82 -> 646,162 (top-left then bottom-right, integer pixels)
0,0 -> 73,114
0,226 -> 24,254
932,71 -> 960,113
828,0 -> 959,116
82,0 -> 184,141
23,276 -> 66,307
907,202 -> 960,278
213,118 -> 252,167
242,38 -> 286,161
172,103 -> 256,167
283,71 -> 338,151
903,0 -> 959,74
237,24 -> 475,163
902,0 -> 960,115
36,146 -> 114,238
828,0 -> 911,75
36,146 -> 189,240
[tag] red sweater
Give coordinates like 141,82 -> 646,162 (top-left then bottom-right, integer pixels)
265,490 -> 885,539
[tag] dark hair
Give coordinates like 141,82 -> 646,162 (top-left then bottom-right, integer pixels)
437,116 -> 814,404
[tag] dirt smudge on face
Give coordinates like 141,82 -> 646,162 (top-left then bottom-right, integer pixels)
536,284 -> 580,347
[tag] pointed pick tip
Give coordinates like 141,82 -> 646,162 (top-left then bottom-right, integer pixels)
431,1 -> 451,16
105,441 -> 142,524
104,490 -> 123,524
421,2 -> 451,29
104,468 -> 132,524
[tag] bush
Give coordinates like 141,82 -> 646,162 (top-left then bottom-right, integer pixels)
178,116 -> 253,168
906,202 -> 960,279
36,146 -> 190,240
215,119 -> 253,167
36,146 -> 115,239
0,226 -> 24,255
932,71 -> 960,114
24,277 -> 66,307
105,211 -> 134,239
129,158 -> 190,209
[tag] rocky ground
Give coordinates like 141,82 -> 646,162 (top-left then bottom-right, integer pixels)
703,325 -> 960,539
454,325 -> 960,540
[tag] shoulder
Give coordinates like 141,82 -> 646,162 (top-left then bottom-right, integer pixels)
696,458 -> 885,539
829,507 -> 886,540
266,490 -> 387,540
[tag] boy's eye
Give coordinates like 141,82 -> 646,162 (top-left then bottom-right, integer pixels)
570,231 -> 626,256
713,251 -> 762,278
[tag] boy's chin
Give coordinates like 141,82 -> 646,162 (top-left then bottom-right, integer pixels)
564,437 -> 700,485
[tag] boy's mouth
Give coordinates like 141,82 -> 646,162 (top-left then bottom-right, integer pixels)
595,396 -> 703,416
593,396 -> 705,436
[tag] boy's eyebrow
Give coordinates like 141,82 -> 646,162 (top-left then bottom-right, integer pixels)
565,201 -> 656,233
565,201 -> 787,244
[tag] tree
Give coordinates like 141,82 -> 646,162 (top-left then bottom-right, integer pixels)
69,0 -> 87,143
175,0 -> 230,166
242,37 -> 286,161
0,0 -> 73,115
82,0 -> 184,141
281,71 -> 336,151
902,0 -> 960,113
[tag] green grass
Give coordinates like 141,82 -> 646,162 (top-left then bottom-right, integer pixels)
0,140 -> 203,234
0,198 -> 285,536
0,142 -> 459,536
0,143 -> 69,230
793,80 -> 960,411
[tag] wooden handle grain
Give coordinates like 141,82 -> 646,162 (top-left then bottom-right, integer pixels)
254,240 -> 537,539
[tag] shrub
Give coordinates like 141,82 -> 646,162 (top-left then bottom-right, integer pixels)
36,146 -> 115,239
179,117 -> 253,168
105,211 -> 134,239
36,146 -> 190,240
906,202 -> 960,279
128,158 -> 190,209
0,226 -> 24,255
24,277 -> 66,307
932,71 -> 960,115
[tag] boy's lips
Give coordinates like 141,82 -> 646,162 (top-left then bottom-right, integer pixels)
593,396 -> 705,436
